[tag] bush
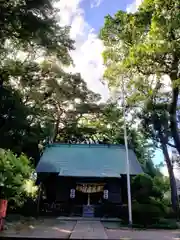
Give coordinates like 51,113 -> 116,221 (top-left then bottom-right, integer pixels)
0,149 -> 38,208
165,207 -> 177,219
149,197 -> 167,212
150,218 -> 179,229
120,203 -> 178,229
132,201 -> 165,226
132,174 -> 170,205
7,198 -> 37,217
122,219 -> 178,230
132,174 -> 154,203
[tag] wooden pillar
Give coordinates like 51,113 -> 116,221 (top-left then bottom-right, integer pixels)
87,193 -> 90,206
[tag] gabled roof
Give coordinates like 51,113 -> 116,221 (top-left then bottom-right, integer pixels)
36,144 -> 143,177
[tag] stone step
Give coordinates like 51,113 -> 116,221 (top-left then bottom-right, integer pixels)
82,205 -> 94,218
70,221 -> 108,239
56,216 -> 121,222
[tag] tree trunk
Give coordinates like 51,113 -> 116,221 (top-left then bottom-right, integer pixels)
169,53 -> 180,155
160,134 -> 179,215
52,103 -> 63,142
52,116 -> 60,142
169,87 -> 180,155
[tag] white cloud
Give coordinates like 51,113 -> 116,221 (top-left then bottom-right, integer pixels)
90,0 -> 103,8
126,0 -> 143,13
54,0 -> 109,102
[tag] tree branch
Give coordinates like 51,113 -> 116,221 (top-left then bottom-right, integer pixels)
167,142 -> 176,148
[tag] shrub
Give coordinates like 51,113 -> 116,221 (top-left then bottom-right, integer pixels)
0,148 -> 38,208
132,174 -> 169,205
132,174 -> 153,203
151,218 -> 179,229
149,197 -> 167,212
132,201 -> 165,226
122,219 -> 179,230
165,207 -> 177,219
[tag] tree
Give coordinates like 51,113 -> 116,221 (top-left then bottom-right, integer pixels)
0,149 -> 37,207
0,1 -> 77,163
0,0 -> 74,65
139,100 -> 179,211
100,0 -> 180,213
100,0 -> 180,154
0,57 -> 104,164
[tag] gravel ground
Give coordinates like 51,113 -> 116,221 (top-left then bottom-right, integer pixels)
0,217 -> 76,238
105,228 -> 180,240
1,217 -> 180,239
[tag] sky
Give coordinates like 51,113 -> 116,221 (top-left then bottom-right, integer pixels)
55,0 -> 167,175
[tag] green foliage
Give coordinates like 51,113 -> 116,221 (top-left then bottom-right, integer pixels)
100,0 -> 180,212
0,149 -> 37,207
124,218 -> 179,229
100,0 -> 180,148
151,218 -> 179,229
0,0 -> 76,164
132,174 -> 154,202
153,175 -> 170,195
131,174 -> 175,225
132,174 -> 170,203
0,0 -> 74,64
132,201 -> 165,226
0,57 -> 103,163
0,85 -> 47,158
165,206 -> 177,219
121,199 -> 178,228
143,159 -> 162,177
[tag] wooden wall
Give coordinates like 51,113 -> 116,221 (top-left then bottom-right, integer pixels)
41,175 -> 122,204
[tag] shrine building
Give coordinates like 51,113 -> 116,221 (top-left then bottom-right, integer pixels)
36,143 -> 143,217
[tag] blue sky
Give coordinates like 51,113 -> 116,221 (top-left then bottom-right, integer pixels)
80,0 -> 133,32
56,0 -> 166,174
55,0 -> 142,101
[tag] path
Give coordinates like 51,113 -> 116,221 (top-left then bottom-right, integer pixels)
105,228 -> 180,240
1,218 -> 180,239
70,220 -> 108,239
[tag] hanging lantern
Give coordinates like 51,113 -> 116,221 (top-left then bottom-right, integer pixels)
103,190 -> 108,199
70,189 -> 75,198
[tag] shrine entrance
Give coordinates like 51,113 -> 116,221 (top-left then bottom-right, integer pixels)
90,192 -> 103,205
75,183 -> 104,206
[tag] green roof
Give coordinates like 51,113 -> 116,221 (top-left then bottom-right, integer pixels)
36,144 -> 143,177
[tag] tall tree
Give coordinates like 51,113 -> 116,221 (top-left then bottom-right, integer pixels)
0,58 -> 103,163
100,0 -> 180,212
0,0 -> 74,62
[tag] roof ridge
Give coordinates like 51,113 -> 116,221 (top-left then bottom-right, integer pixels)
47,143 -> 126,148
